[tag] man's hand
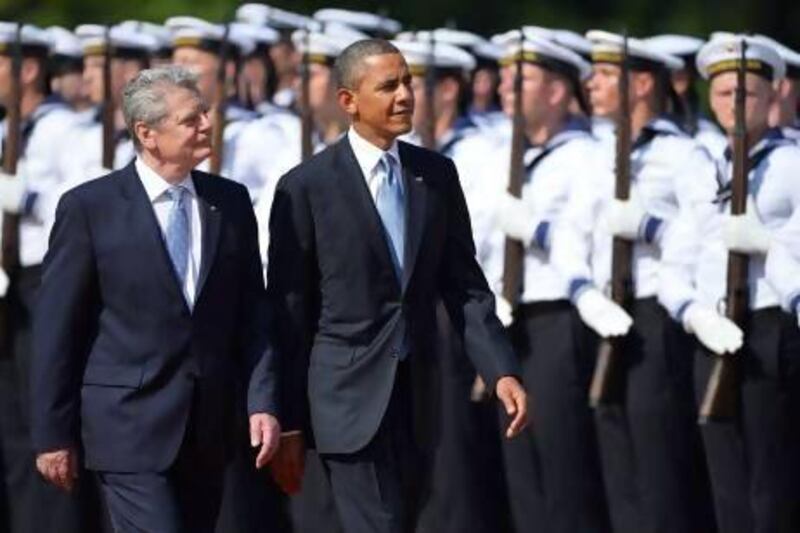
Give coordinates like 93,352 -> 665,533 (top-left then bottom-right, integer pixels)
250,413 -> 281,469
606,196 -> 646,241
496,193 -> 537,244
723,207 -> 771,255
496,376 -> 528,438
269,432 -> 306,495
36,448 -> 78,492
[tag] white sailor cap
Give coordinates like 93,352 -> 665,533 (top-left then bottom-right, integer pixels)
751,34 -> 800,80
236,3 -> 314,32
522,26 -> 592,59
0,22 -> 51,56
391,39 -> 476,76
117,21 -> 172,57
313,8 -> 401,37
291,25 -> 367,64
696,33 -> 785,81
493,29 -> 591,81
46,26 -> 82,58
234,23 -> 280,53
411,29 -> 503,64
164,17 -> 254,58
643,34 -> 705,60
586,30 -> 684,71
75,24 -> 158,58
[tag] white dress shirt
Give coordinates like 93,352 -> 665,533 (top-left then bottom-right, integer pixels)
347,127 -> 403,205
135,157 -> 203,307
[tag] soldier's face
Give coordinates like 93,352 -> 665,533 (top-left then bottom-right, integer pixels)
139,87 -> 212,168
709,71 -> 774,135
172,47 -> 218,104
498,63 -> 552,123
587,63 -> 621,118
83,56 -> 141,105
340,53 -> 414,141
0,55 -> 11,104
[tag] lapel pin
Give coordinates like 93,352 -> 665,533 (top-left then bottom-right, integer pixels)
415,176 -> 423,182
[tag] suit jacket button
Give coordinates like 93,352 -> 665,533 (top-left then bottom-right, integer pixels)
391,350 -> 400,359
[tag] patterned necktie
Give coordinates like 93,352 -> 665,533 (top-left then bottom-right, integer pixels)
376,153 -> 405,279
165,186 -> 190,286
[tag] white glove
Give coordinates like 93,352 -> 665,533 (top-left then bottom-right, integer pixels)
496,193 -> 536,244
682,303 -> 743,355
0,267 -> 8,298
723,206 -> 771,255
607,196 -> 645,240
0,172 -> 25,214
574,288 -> 633,337
495,295 -> 514,327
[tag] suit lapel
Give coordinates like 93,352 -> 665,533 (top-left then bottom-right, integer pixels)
399,142 -> 428,291
118,162 -> 190,314
334,139 -> 400,289
192,172 -> 222,300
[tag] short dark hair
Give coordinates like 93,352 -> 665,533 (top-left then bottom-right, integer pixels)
334,38 -> 400,90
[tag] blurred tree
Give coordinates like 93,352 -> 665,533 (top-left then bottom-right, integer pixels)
2,0 -> 797,50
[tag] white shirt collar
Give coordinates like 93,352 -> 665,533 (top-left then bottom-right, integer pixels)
347,127 -> 401,179
135,157 -> 196,203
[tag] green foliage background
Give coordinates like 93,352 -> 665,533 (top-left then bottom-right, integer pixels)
3,0 -> 799,49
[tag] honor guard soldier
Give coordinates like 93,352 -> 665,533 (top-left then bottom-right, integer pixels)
57,23 -> 155,187
236,3 -> 316,109
645,34 -> 728,159
0,22 -> 101,533
551,30 -> 719,532
392,35 -> 512,533
398,28 -> 507,134
659,34 -> 800,532
165,16 -> 259,177
752,34 -> 800,142
490,29 -> 613,533
44,27 -> 92,117
243,25 -> 366,266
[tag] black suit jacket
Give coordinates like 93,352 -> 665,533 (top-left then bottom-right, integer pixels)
30,162 -> 276,473
267,136 -> 518,455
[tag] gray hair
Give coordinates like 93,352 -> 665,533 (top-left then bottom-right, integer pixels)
334,39 -> 401,90
122,65 -> 202,151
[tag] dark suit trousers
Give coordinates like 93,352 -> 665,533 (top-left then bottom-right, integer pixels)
594,298 -> 715,533
320,361 -> 427,533
695,308 -> 800,533
0,266 -> 103,533
98,399 -> 225,533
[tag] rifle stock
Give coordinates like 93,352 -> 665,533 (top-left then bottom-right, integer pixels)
500,31 -> 526,306
698,40 -> 749,424
0,24 -> 23,349
589,33 -> 634,408
209,23 -> 230,175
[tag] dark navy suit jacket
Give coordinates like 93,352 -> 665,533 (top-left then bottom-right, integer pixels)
30,162 -> 276,473
267,136 -> 519,455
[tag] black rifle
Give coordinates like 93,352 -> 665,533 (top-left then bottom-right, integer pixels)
500,30 -> 526,307
589,33 -> 634,407
0,23 -> 23,349
101,25 -> 115,170
698,39 -> 749,424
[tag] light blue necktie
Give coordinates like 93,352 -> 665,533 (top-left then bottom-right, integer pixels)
165,186 -> 190,285
376,153 -> 405,279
